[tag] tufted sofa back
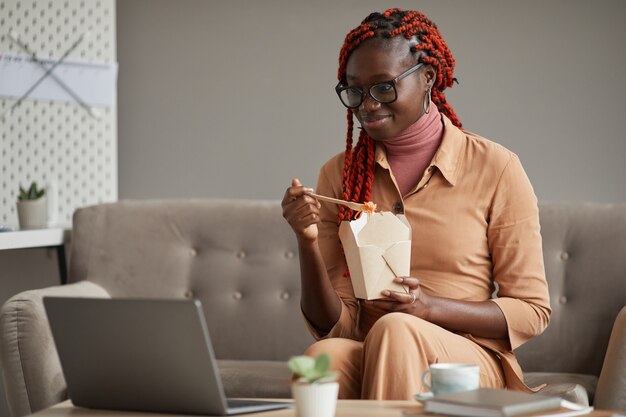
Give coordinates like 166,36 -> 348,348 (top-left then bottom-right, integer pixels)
69,199 -> 315,361
516,203 -> 626,376
68,200 -> 626,372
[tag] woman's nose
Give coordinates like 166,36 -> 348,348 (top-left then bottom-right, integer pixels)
360,94 -> 381,112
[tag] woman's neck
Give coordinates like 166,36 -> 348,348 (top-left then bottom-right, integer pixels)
384,103 -> 443,197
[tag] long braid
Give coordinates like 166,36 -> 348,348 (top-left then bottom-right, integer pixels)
338,110 -> 354,223
337,9 -> 461,223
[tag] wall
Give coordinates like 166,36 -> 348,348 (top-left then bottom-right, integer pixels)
116,0 -> 626,203
0,0 -> 118,226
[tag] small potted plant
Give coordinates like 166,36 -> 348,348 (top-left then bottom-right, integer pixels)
16,181 -> 47,229
289,353 -> 339,417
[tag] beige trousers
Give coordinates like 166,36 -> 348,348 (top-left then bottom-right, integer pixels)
304,313 -> 505,400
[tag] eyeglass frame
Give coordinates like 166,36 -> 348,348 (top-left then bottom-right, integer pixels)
335,62 -> 424,109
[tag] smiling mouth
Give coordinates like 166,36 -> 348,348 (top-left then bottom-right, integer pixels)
360,115 -> 391,128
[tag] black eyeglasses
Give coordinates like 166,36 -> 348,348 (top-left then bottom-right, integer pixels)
335,62 -> 424,109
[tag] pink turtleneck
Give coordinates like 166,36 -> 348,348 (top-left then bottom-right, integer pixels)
384,102 -> 444,197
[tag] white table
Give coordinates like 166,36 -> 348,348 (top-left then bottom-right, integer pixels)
0,227 -> 71,284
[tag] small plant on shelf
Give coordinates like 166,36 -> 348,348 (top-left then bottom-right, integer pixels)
16,181 -> 47,229
18,181 -> 46,201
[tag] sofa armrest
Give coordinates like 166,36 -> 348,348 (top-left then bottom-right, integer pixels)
0,282 -> 110,417
594,305 -> 626,411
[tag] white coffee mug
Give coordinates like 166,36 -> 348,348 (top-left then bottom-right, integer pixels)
422,363 -> 480,395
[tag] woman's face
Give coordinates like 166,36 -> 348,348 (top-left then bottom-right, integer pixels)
345,39 -> 433,141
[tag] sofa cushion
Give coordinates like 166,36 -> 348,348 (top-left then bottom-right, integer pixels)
218,360 -> 292,398
524,372 -> 598,406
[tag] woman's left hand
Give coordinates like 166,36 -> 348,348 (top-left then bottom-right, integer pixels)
366,277 -> 428,316
364,276 -> 509,338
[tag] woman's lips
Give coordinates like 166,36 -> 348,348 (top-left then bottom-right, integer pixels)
360,115 -> 390,129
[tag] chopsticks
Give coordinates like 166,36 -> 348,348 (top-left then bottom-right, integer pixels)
309,193 -> 366,212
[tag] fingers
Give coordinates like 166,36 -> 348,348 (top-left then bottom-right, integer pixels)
394,276 -> 419,289
282,179 -> 321,215
282,178 -> 316,206
381,277 -> 419,305
380,289 -> 415,304
282,179 -> 322,238
283,197 -> 319,223
363,296 -> 414,312
289,202 -> 320,226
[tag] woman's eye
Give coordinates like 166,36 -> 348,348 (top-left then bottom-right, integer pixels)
373,83 -> 393,94
346,88 -> 361,98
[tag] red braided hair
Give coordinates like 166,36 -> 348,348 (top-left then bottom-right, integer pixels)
336,8 -> 461,223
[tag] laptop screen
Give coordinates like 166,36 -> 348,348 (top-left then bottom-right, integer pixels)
44,297 -> 290,415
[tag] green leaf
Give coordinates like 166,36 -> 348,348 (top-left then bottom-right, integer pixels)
314,353 -> 331,374
28,182 -> 37,199
309,372 -> 338,384
18,181 -> 44,201
18,185 -> 27,201
288,356 -> 315,378
288,354 -> 337,384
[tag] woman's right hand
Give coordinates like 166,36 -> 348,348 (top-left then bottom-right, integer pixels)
281,178 -> 321,243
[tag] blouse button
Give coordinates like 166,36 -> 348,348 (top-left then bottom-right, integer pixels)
392,202 -> 404,213
559,295 -> 568,304
233,291 -> 243,300
560,252 -> 569,261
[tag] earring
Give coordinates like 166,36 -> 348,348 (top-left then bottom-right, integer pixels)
423,88 -> 432,114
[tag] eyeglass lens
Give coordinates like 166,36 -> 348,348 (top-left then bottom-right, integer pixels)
339,82 -> 397,108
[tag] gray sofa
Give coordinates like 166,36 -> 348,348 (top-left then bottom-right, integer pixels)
0,200 -> 625,416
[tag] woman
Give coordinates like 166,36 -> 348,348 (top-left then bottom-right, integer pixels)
281,8 -> 550,400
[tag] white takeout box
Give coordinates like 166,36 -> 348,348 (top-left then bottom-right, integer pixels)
338,211 -> 411,300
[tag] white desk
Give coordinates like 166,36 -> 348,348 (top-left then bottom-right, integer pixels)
0,227 -> 71,284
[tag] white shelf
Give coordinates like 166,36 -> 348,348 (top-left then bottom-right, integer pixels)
0,227 -> 70,250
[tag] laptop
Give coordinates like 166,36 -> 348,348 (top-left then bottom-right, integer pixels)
43,297 -> 291,415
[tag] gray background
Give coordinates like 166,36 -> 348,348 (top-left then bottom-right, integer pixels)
1,1 -> 625,416
116,0 -> 626,203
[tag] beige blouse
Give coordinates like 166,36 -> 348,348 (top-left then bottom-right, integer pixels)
307,114 -> 551,390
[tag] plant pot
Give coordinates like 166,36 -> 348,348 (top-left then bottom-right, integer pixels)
291,382 -> 339,417
16,197 -> 48,229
